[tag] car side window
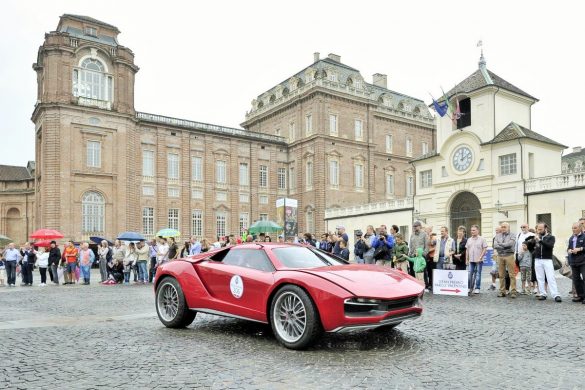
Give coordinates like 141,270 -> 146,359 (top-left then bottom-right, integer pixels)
222,249 -> 274,272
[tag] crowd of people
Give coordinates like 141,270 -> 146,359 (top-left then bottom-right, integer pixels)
1,217 -> 584,304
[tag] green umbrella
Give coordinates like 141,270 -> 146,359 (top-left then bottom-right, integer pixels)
0,234 -> 12,246
156,228 -> 181,238
248,220 -> 283,234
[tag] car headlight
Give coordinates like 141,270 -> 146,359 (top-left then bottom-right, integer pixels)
345,298 -> 382,305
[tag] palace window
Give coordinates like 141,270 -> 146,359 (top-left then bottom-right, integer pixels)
420,170 -> 432,188
259,195 -> 269,204
329,160 -> 339,187
81,191 -> 104,233
142,150 -> 154,177
278,168 -> 286,190
216,211 -> 227,238
167,153 -> 179,179
86,140 -> 101,168
386,134 -> 393,153
422,141 -> 429,155
305,114 -> 313,136
259,214 -> 268,221
354,164 -> 364,188
289,122 -> 296,142
329,114 -> 338,136
239,163 -> 249,186
191,189 -> 203,199
406,176 -> 414,196
168,209 -> 179,230
354,119 -> 363,141
306,161 -> 313,189
142,207 -> 154,236
192,157 -> 203,182
289,166 -> 296,191
386,174 -> 394,195
216,160 -> 227,184
456,98 -> 472,129
239,213 -> 249,236
406,138 -> 413,157
306,208 -> 315,235
73,58 -> 113,102
259,165 -> 268,188
168,187 -> 180,198
499,153 -> 517,176
192,210 -> 203,237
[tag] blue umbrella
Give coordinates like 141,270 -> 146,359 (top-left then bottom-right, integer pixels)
116,231 -> 145,241
89,236 -> 113,245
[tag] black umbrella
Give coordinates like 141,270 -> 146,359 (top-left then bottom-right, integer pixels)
89,236 -> 113,246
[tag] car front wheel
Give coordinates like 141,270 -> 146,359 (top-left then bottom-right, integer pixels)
270,285 -> 321,349
156,277 -> 196,328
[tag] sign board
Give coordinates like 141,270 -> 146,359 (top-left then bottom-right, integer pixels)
433,269 -> 468,297
276,198 -> 298,239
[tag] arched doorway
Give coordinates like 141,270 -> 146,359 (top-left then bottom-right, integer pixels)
6,207 -> 23,243
450,192 -> 481,236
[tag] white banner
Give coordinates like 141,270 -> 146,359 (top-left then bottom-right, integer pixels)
432,269 -> 468,297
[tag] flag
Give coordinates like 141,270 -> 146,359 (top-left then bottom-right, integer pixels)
453,96 -> 461,120
440,87 -> 454,116
477,40 -> 483,47
432,99 -> 448,117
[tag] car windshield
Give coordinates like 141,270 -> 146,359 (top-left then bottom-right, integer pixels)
272,246 -> 347,268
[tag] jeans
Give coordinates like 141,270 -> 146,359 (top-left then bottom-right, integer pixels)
80,265 -> 91,281
5,261 -> 17,285
468,261 -> 483,290
571,263 -> 585,298
498,254 -> 517,293
437,257 -> 446,270
535,258 -> 559,298
137,261 -> 148,282
123,272 -> 131,283
355,256 -> 365,264
51,263 -> 59,284
425,258 -> 435,289
99,258 -> 108,282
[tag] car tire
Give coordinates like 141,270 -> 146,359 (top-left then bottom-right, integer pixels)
155,277 -> 196,328
270,285 -> 321,350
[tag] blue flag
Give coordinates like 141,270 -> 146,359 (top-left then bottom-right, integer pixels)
432,99 -> 448,117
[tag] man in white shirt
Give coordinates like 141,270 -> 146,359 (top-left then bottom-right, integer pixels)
515,223 -> 534,263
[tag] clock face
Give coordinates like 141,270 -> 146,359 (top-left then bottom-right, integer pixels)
452,146 -> 473,172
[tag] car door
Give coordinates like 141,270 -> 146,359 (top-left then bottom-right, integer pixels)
196,247 -> 275,321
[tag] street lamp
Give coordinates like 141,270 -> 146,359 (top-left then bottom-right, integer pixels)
495,200 -> 508,217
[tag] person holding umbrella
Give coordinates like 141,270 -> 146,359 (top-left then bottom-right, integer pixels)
19,242 -> 36,286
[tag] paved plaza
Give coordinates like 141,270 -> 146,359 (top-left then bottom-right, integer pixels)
0,270 -> 582,389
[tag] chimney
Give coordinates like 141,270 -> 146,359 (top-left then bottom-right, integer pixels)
313,52 -> 320,63
373,73 -> 387,88
327,53 -> 341,63
573,146 -> 582,153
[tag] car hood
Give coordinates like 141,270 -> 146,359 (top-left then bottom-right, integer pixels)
302,265 -> 423,298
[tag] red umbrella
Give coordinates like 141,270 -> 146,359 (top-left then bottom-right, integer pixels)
33,240 -> 53,248
30,229 -> 64,240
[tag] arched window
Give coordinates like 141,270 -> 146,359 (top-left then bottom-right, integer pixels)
82,191 -> 105,233
73,57 -> 113,102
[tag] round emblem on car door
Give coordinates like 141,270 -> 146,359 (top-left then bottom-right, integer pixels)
230,275 -> 244,298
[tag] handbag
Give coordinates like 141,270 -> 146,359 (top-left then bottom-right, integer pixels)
552,255 -> 562,271
559,261 -> 572,278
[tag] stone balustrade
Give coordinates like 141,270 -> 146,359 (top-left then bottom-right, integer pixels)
324,197 -> 413,219
525,172 -> 585,193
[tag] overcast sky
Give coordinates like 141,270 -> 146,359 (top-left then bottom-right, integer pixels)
1,1 -> 582,167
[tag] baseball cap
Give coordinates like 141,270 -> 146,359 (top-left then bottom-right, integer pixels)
355,230 -> 363,236
413,221 -> 422,227
336,225 -> 345,230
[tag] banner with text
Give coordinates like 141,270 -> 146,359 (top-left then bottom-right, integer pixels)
433,269 -> 468,297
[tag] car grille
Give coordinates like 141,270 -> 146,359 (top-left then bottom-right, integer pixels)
344,296 -> 418,317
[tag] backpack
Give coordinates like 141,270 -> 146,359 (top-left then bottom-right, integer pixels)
354,240 -> 367,258
374,243 -> 389,260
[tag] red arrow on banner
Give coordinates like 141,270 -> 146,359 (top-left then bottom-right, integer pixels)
440,288 -> 461,293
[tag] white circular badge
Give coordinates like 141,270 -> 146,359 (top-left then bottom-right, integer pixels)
230,275 -> 244,299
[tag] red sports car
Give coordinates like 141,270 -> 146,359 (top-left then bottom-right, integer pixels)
154,243 -> 424,349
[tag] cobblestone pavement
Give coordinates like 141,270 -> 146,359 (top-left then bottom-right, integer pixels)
0,270 -> 583,389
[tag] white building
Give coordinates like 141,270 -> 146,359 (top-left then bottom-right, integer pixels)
326,54 -> 585,258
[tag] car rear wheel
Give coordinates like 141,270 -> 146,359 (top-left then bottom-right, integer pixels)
270,285 -> 321,349
156,277 -> 196,328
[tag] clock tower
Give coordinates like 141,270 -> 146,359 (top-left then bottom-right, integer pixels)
411,53 -> 565,240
